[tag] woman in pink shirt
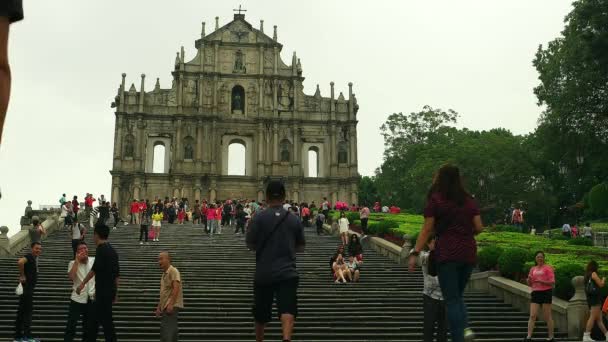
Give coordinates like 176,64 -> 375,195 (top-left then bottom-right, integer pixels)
525,251 -> 555,342
206,204 -> 217,236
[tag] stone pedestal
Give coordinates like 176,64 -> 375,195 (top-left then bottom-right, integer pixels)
567,276 -> 588,339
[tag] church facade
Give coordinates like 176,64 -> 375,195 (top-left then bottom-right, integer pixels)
109,13 -> 360,215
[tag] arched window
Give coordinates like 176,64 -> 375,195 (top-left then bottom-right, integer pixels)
231,85 -> 245,114
338,142 -> 348,164
280,139 -> 291,162
152,143 -> 166,173
228,140 -> 246,175
183,136 -> 195,160
308,147 -> 319,178
123,134 -> 135,158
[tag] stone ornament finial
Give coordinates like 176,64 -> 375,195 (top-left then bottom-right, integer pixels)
201,21 -> 206,38
0,226 -> 8,237
155,78 -> 160,90
260,20 -> 264,33
348,82 -> 353,87
273,25 -> 277,41
215,16 -> 219,30
570,275 -> 587,302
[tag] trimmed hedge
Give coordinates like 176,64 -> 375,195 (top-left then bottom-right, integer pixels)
553,263 -> 585,300
478,246 -> 503,271
497,248 -> 530,280
567,237 -> 593,246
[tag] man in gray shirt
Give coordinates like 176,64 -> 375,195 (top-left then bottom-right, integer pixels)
246,180 -> 305,342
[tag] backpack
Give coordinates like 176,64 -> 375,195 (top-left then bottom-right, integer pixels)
513,209 -> 523,223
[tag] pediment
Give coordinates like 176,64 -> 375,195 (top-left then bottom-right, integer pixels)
203,17 -> 276,45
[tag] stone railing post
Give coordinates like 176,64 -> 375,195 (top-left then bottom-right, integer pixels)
0,226 -> 9,254
399,234 -> 412,264
567,276 -> 588,339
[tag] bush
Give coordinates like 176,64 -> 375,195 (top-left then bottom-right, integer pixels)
589,183 -> 608,217
497,248 -> 530,280
368,219 -> 399,236
409,231 -> 419,246
553,263 -> 585,300
568,237 -> 593,246
345,212 -> 359,223
492,225 -> 521,233
478,246 -> 504,271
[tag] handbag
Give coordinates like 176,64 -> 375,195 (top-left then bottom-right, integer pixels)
602,296 -> 608,313
586,277 -> 599,296
148,229 -> 155,239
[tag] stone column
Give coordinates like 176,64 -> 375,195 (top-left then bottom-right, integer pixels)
272,123 -> 279,162
214,43 -> 219,73
177,74 -> 183,113
136,118 -> 145,171
174,119 -> 183,170
212,75 -> 218,111
273,46 -> 278,75
198,75 -> 204,113
119,73 -> 126,112
139,74 -> 145,113
293,126 -> 300,176
203,122 -> 210,163
196,120 -> 203,159
257,123 -> 265,175
330,82 -> 335,121
111,176 -> 121,205
272,79 -> 278,117
133,178 -> 141,201
210,120 -> 217,174
331,191 -> 338,207
568,276 -> 589,339
209,177 -> 217,202
258,78 -> 264,114
113,116 -> 123,169
258,45 -> 264,74
348,82 -> 354,121
330,124 -> 337,176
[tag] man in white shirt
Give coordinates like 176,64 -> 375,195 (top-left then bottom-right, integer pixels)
64,241 -> 95,342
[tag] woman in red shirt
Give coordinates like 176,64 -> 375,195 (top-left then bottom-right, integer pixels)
525,251 -> 555,341
409,164 -> 483,342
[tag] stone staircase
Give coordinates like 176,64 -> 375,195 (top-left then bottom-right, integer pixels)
0,222 -> 569,341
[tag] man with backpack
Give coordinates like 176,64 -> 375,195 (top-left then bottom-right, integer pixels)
246,181 -> 305,342
315,212 -> 325,235
511,206 -> 524,233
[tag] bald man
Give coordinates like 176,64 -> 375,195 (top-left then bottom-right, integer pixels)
156,252 -> 183,342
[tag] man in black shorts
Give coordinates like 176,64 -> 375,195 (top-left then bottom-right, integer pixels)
246,180 -> 305,342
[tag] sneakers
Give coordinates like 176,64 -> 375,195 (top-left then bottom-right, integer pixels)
464,328 -> 475,342
522,337 -> 531,342
582,332 -> 593,341
139,241 -> 143,245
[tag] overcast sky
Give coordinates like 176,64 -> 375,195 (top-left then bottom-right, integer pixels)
0,0 -> 573,235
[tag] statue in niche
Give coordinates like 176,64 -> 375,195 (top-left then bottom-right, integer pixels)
234,50 -> 246,73
277,81 -> 294,111
184,144 -> 194,160
341,126 -> 349,141
232,86 -> 245,114
280,141 -> 290,162
124,138 -> 134,158
203,83 -> 212,105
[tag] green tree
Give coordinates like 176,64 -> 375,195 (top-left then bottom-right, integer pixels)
358,176 -> 379,207
533,0 -> 608,141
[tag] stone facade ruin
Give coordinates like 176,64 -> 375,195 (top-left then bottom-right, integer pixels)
110,13 -> 360,216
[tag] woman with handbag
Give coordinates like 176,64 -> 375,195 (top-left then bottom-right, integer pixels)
583,260 -> 607,341
524,251 -> 555,342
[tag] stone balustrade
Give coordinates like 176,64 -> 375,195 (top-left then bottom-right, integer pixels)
321,221 -> 589,339
593,232 -> 608,248
0,201 -> 61,257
